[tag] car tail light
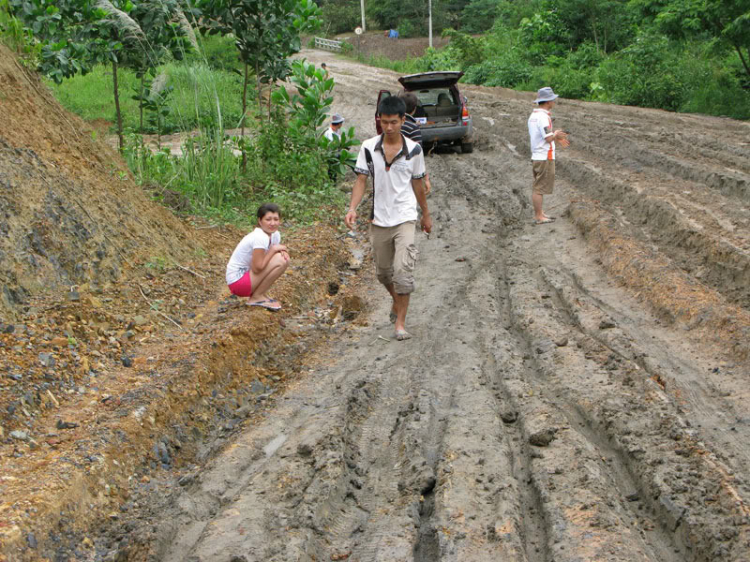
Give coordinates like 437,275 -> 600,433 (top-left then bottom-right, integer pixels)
462,104 -> 470,123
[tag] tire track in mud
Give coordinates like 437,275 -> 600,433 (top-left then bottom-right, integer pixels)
144,52 -> 750,562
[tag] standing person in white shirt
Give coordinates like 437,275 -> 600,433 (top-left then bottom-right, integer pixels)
226,203 -> 290,311
345,96 -> 432,341
528,87 -> 569,225
324,113 -> 345,142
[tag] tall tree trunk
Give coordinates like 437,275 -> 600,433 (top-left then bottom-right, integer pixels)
241,62 -> 249,171
139,74 -> 145,133
267,80 -> 273,120
113,60 -> 124,154
256,60 -> 263,121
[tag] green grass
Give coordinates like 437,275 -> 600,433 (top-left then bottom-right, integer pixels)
48,60 -> 246,133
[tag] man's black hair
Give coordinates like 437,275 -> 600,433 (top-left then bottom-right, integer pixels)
397,91 -> 419,114
378,95 -> 406,118
257,202 -> 281,221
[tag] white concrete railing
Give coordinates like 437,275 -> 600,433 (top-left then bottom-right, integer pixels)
314,37 -> 342,52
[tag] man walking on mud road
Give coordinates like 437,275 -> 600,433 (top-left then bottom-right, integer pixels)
528,87 -> 569,225
345,95 -> 432,341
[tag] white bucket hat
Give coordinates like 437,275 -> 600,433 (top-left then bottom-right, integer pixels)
534,87 -> 558,104
331,113 -> 345,124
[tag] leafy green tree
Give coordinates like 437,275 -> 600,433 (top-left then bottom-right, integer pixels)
550,0 -> 633,53
128,0 -> 195,133
6,0 -> 111,82
199,0 -> 321,168
271,60 -> 359,180
368,0 -> 471,35
317,0 -> 360,34
632,0 -> 750,80
460,0 -> 501,33
7,0 -> 193,151
442,29 -> 483,68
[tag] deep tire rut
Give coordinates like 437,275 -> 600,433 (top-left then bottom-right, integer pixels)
139,52 -> 750,562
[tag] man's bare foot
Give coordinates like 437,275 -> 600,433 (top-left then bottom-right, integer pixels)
394,329 -> 412,341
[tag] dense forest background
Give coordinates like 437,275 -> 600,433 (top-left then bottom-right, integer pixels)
318,0 -> 750,119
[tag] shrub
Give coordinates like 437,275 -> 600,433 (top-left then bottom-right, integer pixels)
463,51 -> 534,88
595,32 -> 685,110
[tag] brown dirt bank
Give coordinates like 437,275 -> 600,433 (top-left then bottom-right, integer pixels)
0,45 -> 192,317
0,218 -> 364,561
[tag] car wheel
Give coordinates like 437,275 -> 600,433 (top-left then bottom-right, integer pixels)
460,141 -> 473,154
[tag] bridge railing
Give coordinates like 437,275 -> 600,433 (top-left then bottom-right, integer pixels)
314,37 -> 342,52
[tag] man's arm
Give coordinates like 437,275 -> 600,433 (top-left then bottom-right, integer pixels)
411,177 -> 432,233
345,173 -> 368,229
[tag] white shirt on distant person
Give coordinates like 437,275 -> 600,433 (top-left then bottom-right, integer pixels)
528,108 -> 555,161
324,127 -> 340,142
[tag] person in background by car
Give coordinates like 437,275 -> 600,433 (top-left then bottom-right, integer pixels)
226,203 -> 290,311
345,95 -> 431,341
325,114 -> 345,182
528,87 -> 569,225
324,113 -> 345,142
321,62 -> 329,79
398,91 -> 432,195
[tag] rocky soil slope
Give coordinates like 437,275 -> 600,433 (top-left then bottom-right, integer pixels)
0,45 -> 193,317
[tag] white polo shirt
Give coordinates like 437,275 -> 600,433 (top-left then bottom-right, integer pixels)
354,134 -> 426,227
528,108 -> 555,161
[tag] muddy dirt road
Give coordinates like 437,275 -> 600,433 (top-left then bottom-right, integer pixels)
149,52 -> 750,561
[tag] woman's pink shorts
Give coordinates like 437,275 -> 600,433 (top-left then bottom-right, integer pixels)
228,271 -> 252,297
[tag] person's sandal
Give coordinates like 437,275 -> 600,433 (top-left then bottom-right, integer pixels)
248,299 -> 282,311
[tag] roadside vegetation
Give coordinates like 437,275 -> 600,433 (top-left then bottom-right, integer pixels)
0,0 -> 359,226
320,0 -> 750,120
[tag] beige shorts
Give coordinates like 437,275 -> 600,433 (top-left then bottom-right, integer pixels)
532,160 -> 555,195
370,221 -> 418,294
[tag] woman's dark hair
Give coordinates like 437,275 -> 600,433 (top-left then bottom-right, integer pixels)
257,202 -> 281,221
397,91 -> 419,114
378,95 -> 406,118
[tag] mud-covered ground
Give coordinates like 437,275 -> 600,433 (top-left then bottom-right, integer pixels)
104,53 -> 750,561
331,32 -> 450,61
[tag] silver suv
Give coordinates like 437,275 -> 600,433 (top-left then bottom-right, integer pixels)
376,71 -> 473,153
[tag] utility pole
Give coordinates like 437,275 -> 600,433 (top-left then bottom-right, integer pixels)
428,0 -> 433,48
361,0 -> 366,32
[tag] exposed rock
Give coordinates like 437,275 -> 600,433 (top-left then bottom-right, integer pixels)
38,352 -> 55,368
10,430 -> 29,441
529,428 -> 557,447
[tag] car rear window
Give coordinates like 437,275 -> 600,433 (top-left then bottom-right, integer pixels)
415,88 -> 456,106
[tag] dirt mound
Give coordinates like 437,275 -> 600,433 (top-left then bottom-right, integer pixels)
335,31 -> 450,61
0,45 -> 193,317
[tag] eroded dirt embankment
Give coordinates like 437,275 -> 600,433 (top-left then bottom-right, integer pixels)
127,51 -> 750,562
0,43 -> 372,562
0,45 -> 193,317
0,220 -> 367,562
